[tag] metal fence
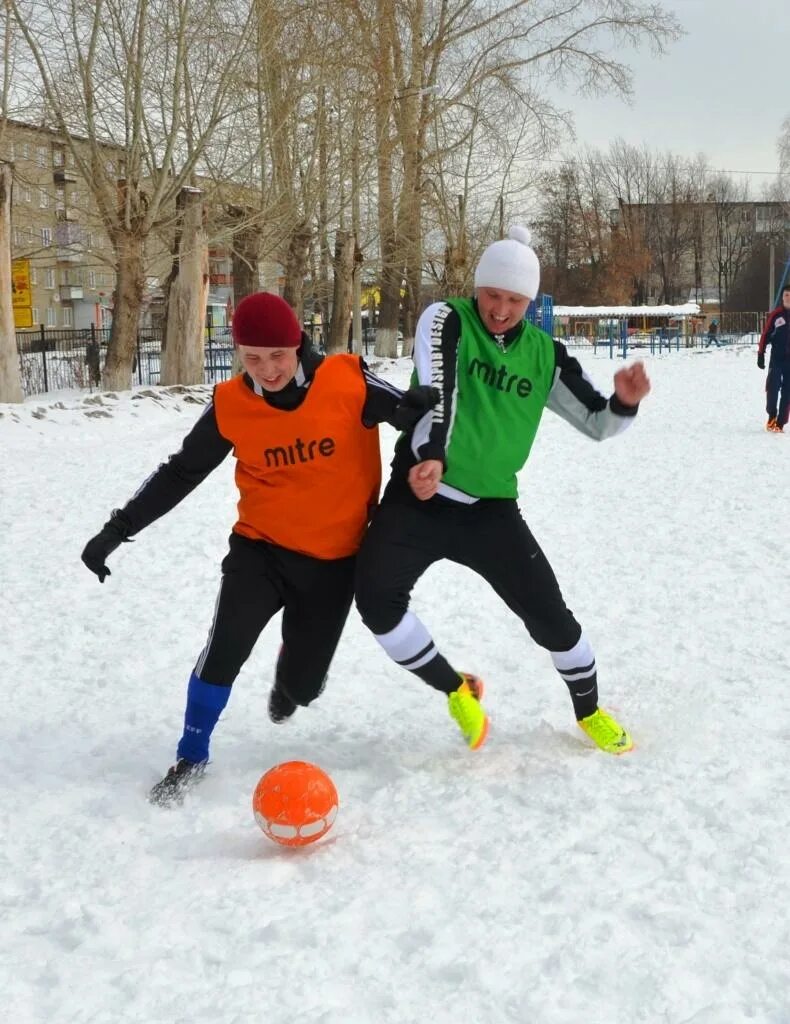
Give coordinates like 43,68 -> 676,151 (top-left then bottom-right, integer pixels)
15,324 -> 236,397
556,310 -> 766,359
14,307 -> 769,396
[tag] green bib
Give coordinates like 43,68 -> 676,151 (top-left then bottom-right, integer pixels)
440,297 -> 556,498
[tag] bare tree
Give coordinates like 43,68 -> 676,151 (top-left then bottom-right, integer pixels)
779,115 -> 790,183
160,187 -> 208,385
600,140 -> 661,303
350,0 -> 681,355
643,153 -> 699,303
326,229 -> 355,352
707,175 -> 754,310
7,0 -> 256,390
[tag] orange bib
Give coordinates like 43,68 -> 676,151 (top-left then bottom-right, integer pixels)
213,355 -> 381,559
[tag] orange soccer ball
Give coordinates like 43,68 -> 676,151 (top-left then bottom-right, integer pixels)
252,761 -> 338,847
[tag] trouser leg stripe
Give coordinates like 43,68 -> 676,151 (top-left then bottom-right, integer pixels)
195,578 -> 224,678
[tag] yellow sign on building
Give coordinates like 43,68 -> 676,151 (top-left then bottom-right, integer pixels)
11,259 -> 32,308
12,259 -> 33,327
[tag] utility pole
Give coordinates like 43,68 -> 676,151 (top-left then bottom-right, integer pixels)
769,240 -> 775,310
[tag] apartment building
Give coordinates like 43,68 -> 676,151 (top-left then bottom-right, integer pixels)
2,119 -> 120,330
3,119 -> 290,335
611,199 -> 790,309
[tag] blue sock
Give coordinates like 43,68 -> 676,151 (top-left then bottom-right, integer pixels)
176,672 -> 232,763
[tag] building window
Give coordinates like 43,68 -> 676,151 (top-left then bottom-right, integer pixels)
41,227 -> 52,247
88,270 -> 96,288
6,140 -> 14,160
30,267 -> 37,285
31,307 -> 39,324
39,187 -> 49,208
53,148 -> 65,167
62,306 -> 73,326
46,307 -> 56,326
37,146 -> 47,167
13,227 -> 24,247
23,187 -> 32,203
21,143 -> 30,159
44,268 -> 55,289
85,232 -> 93,249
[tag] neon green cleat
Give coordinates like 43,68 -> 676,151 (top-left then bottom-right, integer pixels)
578,708 -> 633,754
447,673 -> 489,750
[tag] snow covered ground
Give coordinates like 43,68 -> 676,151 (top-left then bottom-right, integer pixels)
2,347 -> 789,1024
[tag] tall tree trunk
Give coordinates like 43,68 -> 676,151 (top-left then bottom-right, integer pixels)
102,233 -> 146,391
373,0 -> 401,359
350,234 -> 363,354
282,222 -> 312,322
160,188 -> 209,386
0,162 -> 24,402
397,0 -> 427,360
229,206 -> 262,305
400,126 -> 422,356
227,206 -> 262,378
326,230 -> 354,353
443,238 -> 469,297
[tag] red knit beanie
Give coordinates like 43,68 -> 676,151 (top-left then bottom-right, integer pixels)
231,292 -> 302,348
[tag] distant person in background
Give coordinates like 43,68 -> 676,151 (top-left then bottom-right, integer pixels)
85,337 -> 101,387
757,284 -> 790,433
80,292 -> 438,805
705,320 -> 721,348
355,225 -> 651,757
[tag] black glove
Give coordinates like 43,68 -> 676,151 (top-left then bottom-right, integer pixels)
391,385 -> 441,431
757,353 -> 765,370
81,510 -> 133,583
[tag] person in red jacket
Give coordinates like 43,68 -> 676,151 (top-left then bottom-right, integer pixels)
757,284 -> 790,432
81,293 -> 437,804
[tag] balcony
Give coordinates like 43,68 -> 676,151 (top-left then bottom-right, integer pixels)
60,285 -> 84,301
56,206 -> 79,222
56,222 -> 81,245
54,169 -> 78,185
55,248 -> 84,264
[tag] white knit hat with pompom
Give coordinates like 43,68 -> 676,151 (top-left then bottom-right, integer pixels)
474,225 -> 540,300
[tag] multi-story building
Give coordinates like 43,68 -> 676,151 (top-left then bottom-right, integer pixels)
3,119 -> 288,335
610,199 -> 790,310
2,119 -> 120,330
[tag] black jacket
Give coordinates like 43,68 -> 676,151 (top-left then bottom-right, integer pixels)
116,343 -> 435,536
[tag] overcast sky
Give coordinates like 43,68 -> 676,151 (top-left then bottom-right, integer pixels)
550,0 -> 784,191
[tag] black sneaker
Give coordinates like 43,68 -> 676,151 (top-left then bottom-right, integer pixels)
148,758 -> 206,806
268,681 -> 298,724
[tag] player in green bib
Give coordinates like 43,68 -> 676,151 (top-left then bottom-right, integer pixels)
356,226 -> 651,755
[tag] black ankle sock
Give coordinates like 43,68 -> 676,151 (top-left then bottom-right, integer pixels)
411,654 -> 462,694
565,674 -> 599,720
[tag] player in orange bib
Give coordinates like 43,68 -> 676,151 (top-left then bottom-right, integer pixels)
81,293 -> 437,805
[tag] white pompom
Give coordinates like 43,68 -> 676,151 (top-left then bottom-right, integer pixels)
508,225 -> 532,246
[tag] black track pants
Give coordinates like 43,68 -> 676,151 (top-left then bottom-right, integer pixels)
195,533 -> 355,705
355,497 -> 582,653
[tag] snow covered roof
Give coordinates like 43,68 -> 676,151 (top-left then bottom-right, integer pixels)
554,303 -> 701,318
